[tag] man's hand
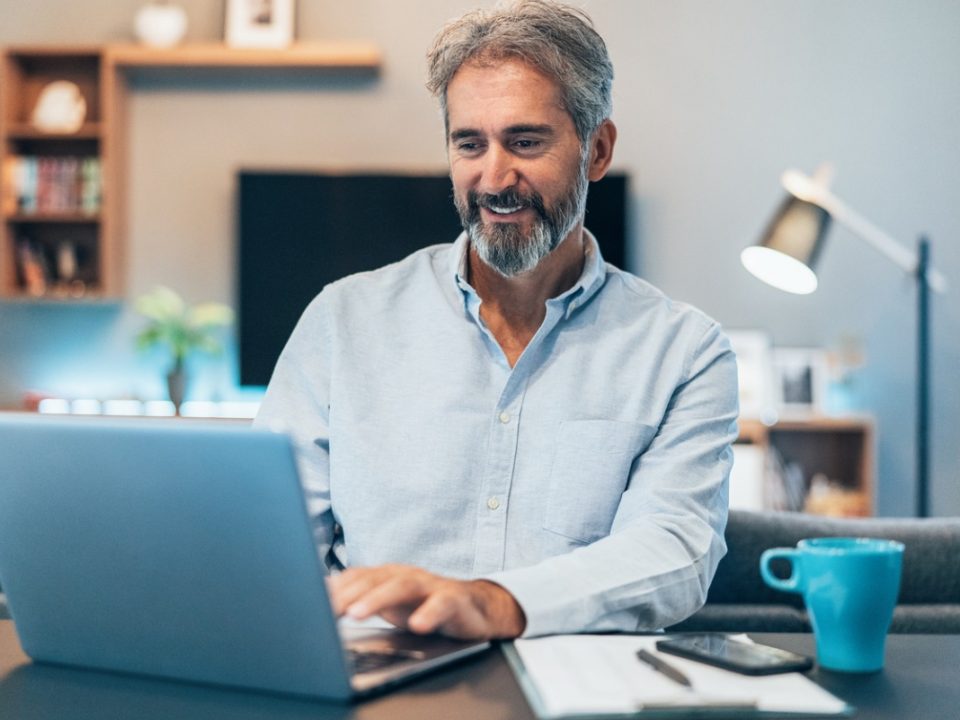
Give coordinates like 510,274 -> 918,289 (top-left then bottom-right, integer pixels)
327,564 -> 526,640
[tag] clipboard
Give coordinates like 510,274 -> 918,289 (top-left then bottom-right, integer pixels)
503,635 -> 855,719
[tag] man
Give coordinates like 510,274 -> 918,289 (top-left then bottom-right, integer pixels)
254,0 -> 738,641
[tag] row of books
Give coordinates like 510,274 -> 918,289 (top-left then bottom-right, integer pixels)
2,155 -> 102,215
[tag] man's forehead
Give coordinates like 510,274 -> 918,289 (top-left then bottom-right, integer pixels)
447,56 -> 561,97
445,57 -> 570,133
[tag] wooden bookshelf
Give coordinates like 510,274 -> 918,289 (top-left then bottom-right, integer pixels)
0,42 -> 382,301
737,416 -> 874,516
0,47 -> 108,299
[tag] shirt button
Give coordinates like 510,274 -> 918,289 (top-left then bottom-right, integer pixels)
486,496 -> 501,510
498,412 -> 510,424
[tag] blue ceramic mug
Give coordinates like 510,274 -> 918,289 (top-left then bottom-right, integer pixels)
760,537 -> 904,672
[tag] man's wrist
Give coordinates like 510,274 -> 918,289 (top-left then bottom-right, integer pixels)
470,579 -> 527,638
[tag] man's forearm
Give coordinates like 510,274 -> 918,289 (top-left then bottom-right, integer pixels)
469,579 -> 527,638
486,512 -> 726,637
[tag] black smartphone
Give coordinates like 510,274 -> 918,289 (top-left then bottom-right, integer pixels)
655,634 -> 813,676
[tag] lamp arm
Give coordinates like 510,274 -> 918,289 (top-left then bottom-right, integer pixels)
822,192 -> 915,270
782,170 -> 948,293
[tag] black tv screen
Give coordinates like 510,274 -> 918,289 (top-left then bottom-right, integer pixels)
237,171 -> 627,386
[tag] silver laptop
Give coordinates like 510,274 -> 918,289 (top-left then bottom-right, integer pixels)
0,414 -> 488,700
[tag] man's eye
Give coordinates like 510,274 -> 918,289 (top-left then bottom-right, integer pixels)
513,139 -> 541,151
455,141 -> 482,153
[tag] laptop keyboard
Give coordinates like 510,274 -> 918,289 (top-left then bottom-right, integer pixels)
346,647 -> 429,674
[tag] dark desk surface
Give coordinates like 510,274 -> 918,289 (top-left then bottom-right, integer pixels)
1,620 -> 956,719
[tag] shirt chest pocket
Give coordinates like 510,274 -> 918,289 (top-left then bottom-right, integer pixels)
543,419 -> 657,544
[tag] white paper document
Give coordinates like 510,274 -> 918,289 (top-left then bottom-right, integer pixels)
506,635 -> 852,718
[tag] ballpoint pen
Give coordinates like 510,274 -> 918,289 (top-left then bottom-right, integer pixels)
636,648 -> 693,688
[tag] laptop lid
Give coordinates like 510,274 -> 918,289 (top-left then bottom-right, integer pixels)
0,415 -> 485,700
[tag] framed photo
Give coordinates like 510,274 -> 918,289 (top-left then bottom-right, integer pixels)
725,329 -> 777,422
772,347 -> 828,416
225,0 -> 294,49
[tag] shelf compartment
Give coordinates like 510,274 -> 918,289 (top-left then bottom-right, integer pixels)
737,416 -> 874,516
2,49 -> 103,126
5,221 -> 102,299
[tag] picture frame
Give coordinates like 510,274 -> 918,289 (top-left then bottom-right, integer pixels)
725,329 -> 777,422
772,347 -> 828,416
225,0 -> 294,49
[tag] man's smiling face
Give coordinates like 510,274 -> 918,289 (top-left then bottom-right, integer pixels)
446,57 -> 589,277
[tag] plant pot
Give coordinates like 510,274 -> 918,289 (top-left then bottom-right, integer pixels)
166,366 -> 187,415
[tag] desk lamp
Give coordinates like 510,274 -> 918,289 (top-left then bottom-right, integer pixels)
741,163 -> 948,517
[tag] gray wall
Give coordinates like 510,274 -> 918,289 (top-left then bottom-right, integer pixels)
1,1 -> 958,517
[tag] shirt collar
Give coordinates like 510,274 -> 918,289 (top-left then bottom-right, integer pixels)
450,231 -> 471,292
450,228 -> 607,318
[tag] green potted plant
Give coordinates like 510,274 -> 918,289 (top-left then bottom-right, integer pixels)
134,285 -> 233,414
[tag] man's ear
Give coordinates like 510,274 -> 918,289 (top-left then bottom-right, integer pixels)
587,119 -> 617,182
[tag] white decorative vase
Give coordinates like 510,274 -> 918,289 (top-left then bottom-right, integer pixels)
31,81 -> 87,133
134,1 -> 188,48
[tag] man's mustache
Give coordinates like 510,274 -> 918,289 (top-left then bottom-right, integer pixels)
466,189 -> 548,221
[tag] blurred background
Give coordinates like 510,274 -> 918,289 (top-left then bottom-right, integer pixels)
1,0 -> 957,517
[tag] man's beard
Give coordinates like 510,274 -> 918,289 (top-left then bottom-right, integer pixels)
454,156 -> 590,278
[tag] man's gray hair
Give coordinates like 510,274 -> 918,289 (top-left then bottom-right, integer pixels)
426,0 -> 614,143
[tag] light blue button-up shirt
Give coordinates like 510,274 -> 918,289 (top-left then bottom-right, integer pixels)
255,231 -> 738,636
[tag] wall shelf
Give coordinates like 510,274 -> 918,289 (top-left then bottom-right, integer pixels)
106,42 -> 382,70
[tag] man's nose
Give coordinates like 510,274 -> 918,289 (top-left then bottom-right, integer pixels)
478,145 -> 519,195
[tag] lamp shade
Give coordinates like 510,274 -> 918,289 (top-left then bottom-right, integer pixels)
741,195 -> 831,295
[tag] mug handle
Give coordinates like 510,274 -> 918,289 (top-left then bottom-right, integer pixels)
759,548 -> 802,593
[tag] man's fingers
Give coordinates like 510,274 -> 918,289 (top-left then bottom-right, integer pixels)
344,571 -> 430,620
328,566 -> 403,616
407,590 -> 478,637
406,590 -> 454,634
328,566 -> 525,640
327,572 -> 374,616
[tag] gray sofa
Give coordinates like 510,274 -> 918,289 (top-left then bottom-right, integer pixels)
669,509 -> 960,633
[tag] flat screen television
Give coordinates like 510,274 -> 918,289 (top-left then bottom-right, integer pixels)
237,171 -> 627,386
